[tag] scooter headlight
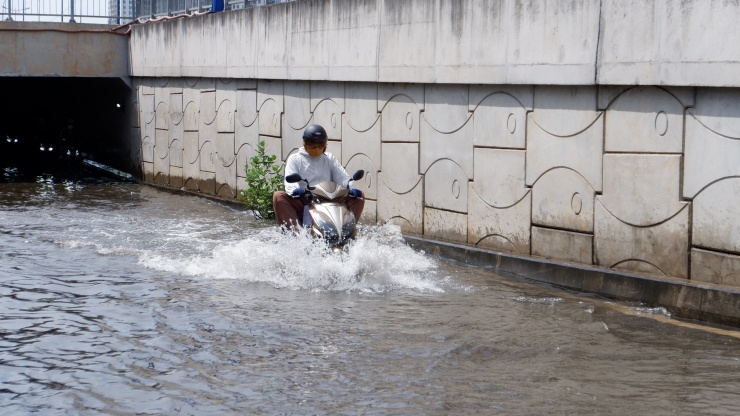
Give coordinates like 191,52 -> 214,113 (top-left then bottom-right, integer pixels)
314,217 -> 339,245
341,219 -> 355,239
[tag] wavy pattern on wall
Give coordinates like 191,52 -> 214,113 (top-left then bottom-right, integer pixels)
132,80 -> 740,287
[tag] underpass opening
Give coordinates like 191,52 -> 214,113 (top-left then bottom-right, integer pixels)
0,77 -> 132,179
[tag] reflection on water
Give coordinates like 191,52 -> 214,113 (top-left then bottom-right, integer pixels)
1,174 -> 739,415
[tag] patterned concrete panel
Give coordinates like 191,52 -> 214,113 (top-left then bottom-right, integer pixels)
183,101 -> 199,132
216,80 -> 236,133
313,99 -> 343,140
525,114 -> 603,191
692,248 -> 740,287
532,168 -> 595,233
359,199 -> 377,225
142,161 -> 154,183
182,131 -> 200,186
424,85 -> 471,134
154,128 -> 169,162
683,97 -> 740,198
468,184 -> 531,255
169,93 -> 183,127
260,136 -> 283,166
690,89 -> 740,137
257,80 -> 284,114
216,99 -> 235,133
594,199 -> 689,278
342,116 -> 381,170
378,83 -> 425,111
169,139 -> 183,168
154,129 -> 170,167
598,86 -> 695,110
170,166 -> 183,189
470,85 -> 534,111
258,99 -> 282,138
215,142 -> 237,198
155,101 -> 168,130
215,132 -> 236,168
237,79 -> 257,90
200,90 -> 217,126
200,141 -> 216,174
199,113 -> 218,152
140,94 -> 155,126
142,134 -> 154,164
380,94 -> 421,142
216,79 -> 236,100
235,118 -> 259,166
604,87 -> 684,153
236,89 -> 258,128
472,92 -> 528,149
381,143 -> 421,194
420,116 -> 474,179
377,173 -> 423,235
130,127 -> 142,169
472,148 -> 527,208
326,141 -> 342,162
424,208 -> 468,243
131,98 -> 140,128
532,226 -> 593,265
344,153 -> 378,200
424,160 -> 468,213
692,178 -> 740,253
311,82 -> 345,113
601,154 -> 683,226
281,118 -> 306,161
530,86 -> 601,137
284,81 -> 311,130
345,82 -> 380,132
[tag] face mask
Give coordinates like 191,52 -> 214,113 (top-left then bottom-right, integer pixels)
304,142 -> 326,157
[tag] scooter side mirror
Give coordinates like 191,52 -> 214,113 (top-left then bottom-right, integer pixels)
285,173 -> 302,183
352,170 -> 365,181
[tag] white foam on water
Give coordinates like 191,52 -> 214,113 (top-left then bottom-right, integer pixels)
139,223 -> 445,293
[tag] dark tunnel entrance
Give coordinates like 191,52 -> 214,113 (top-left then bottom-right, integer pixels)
0,77 -> 132,179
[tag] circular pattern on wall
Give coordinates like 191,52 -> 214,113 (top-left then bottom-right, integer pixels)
571,192 -> 583,215
655,111 -> 668,136
507,113 -> 517,134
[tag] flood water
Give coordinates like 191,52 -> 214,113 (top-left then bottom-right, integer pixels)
1,169 -> 740,415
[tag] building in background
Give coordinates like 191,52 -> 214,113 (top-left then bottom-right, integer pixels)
108,0 -> 134,24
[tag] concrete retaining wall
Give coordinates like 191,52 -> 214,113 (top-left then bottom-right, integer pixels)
127,0 -> 740,292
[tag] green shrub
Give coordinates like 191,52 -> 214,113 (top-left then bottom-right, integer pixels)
239,140 -> 284,220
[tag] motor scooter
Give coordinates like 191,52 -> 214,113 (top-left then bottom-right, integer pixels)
285,169 -> 364,251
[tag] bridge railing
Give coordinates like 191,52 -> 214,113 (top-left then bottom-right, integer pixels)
137,1 -> 295,19
2,0 -> 294,24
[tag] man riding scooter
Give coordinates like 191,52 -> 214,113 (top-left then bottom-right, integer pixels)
272,124 -> 364,231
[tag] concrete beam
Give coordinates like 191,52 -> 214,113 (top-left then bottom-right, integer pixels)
0,22 -> 130,86
130,0 -> 740,87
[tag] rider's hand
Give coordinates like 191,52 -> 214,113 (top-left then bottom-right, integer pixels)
292,187 -> 306,197
348,188 -> 363,198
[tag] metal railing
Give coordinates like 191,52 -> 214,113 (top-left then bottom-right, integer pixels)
137,1 -> 294,19
2,0 -> 294,24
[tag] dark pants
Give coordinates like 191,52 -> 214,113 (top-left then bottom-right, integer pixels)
272,191 -> 365,228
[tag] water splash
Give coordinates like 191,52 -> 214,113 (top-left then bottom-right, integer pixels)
139,223 -> 443,293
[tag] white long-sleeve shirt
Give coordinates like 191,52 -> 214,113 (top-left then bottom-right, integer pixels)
284,148 -> 354,193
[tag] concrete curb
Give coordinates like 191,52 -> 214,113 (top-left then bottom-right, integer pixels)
403,236 -> 740,328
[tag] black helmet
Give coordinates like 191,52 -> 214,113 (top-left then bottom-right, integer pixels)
302,124 -> 327,142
